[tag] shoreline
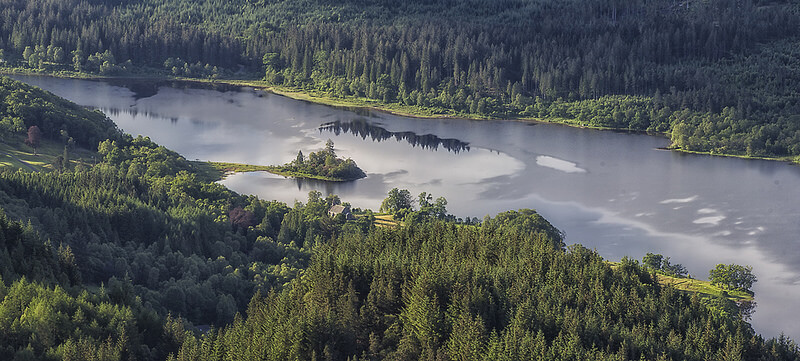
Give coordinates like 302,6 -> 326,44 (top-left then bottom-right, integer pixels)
0,69 -> 774,335
263,167 -> 365,182
3,67 -> 798,166
658,147 -> 798,164
194,161 -> 364,182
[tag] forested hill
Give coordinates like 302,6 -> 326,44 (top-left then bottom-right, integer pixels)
0,76 -> 119,148
0,78 -> 799,359
1,0 -> 800,160
168,215 -> 800,361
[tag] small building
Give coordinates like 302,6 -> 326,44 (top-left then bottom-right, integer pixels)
328,204 -> 354,220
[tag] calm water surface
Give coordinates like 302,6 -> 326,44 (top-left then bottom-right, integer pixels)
11,75 -> 800,340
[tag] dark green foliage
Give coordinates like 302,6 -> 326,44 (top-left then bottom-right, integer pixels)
1,0 -> 799,158
0,0 -> 241,69
0,76 -> 119,149
241,0 -> 799,158
0,277 -> 139,361
643,253 -> 664,270
0,211 -> 156,360
380,189 -> 456,223
0,144 -> 314,326
0,209 -> 73,285
0,78 -> 349,360
379,188 -> 414,214
0,77 -> 315,331
415,191 -> 449,221
710,264 -> 758,293
169,212 -> 800,360
272,139 -> 366,180
643,253 -> 689,278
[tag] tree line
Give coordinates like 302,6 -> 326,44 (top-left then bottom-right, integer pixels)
0,0 -> 241,71
0,0 -> 799,158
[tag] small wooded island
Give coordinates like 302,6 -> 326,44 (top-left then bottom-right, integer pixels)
267,139 -> 366,181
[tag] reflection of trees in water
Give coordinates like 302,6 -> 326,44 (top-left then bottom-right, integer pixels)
738,300 -> 757,321
100,107 -> 181,124
319,119 -> 470,153
104,78 -> 244,100
293,177 -> 360,194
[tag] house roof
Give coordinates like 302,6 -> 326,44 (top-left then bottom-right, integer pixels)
329,205 -> 349,214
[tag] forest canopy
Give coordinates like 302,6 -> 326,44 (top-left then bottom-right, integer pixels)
0,0 -> 798,160
0,2 -> 799,360
0,77 -> 119,148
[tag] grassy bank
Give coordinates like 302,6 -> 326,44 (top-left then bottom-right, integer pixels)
0,136 -> 97,172
656,273 -> 754,303
0,66 -> 165,81
372,214 -> 400,228
191,161 -> 356,182
207,161 -> 272,174
188,161 -> 272,182
262,166 -> 356,182
667,147 -> 800,164
607,260 -> 753,304
1,66 -> 485,121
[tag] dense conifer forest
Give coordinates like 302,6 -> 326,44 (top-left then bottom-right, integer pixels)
0,76 -> 799,359
1,0 -> 799,160
1,0 -> 800,359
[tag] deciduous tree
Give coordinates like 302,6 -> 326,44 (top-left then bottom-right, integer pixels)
25,125 -> 42,155
709,264 -> 757,293
380,188 -> 414,214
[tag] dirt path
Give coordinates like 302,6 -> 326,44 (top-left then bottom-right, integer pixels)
1,151 -> 38,172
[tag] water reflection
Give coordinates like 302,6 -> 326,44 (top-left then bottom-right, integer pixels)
103,78 -> 245,100
98,106 -> 181,124
291,175 -> 358,193
9,74 -> 800,341
319,118 -> 470,153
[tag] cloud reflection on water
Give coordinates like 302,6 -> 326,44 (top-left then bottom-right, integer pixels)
10,74 -> 800,341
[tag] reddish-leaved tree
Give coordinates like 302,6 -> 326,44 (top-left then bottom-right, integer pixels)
25,125 -> 42,155
230,206 -> 256,230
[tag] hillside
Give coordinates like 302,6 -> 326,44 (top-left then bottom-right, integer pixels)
0,0 -> 799,162
0,77 -> 797,359
169,214 -> 798,361
0,77 -> 118,148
